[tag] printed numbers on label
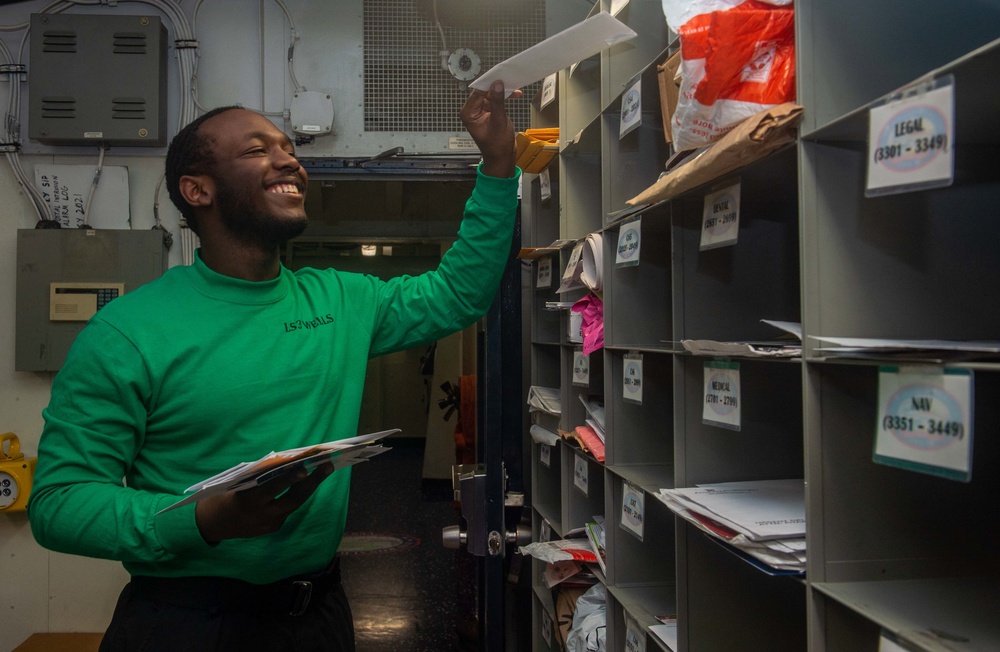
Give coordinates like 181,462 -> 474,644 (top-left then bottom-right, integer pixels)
928,419 -> 964,438
874,134 -> 948,164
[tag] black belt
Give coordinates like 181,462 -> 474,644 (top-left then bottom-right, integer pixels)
130,557 -> 341,617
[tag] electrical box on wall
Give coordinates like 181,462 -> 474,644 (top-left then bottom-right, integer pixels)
15,228 -> 167,371
28,13 -> 168,147
0,433 -> 36,513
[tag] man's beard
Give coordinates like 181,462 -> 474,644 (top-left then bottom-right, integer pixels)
215,183 -> 308,248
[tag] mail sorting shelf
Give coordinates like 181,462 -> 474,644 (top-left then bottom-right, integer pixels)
797,28 -> 1000,651
527,0 -> 1000,650
559,123 -> 603,242
601,344 -> 676,648
602,207 -> 672,352
803,363 -> 1000,651
674,354 -> 805,650
800,39 -> 1000,347
600,63 -> 672,227
669,144 -> 801,345
604,473 -> 678,647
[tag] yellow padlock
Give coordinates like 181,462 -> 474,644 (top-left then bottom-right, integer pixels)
0,432 -> 37,513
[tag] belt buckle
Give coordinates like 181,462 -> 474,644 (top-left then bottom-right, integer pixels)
289,580 -> 313,617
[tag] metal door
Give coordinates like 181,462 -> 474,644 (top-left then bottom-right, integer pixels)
443,211 -> 530,651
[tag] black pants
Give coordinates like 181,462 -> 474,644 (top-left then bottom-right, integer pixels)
99,562 -> 354,652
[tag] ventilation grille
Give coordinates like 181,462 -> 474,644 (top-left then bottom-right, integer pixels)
112,97 -> 146,119
113,32 -> 148,55
42,30 -> 77,53
41,97 -> 76,119
363,0 -> 546,133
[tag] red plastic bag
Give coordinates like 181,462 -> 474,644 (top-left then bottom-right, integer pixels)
663,0 -> 795,150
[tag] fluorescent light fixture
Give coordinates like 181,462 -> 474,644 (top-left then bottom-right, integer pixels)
361,245 -> 377,257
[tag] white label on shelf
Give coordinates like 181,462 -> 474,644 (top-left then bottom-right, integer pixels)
700,180 -> 741,251
616,218 -> 642,267
569,309 -> 584,344
612,0 -> 631,16
537,255 -> 553,289
573,350 -> 590,386
540,73 -> 557,109
625,613 -> 646,652
542,608 -> 553,647
540,520 -> 552,543
574,453 -> 589,495
702,361 -> 741,430
620,77 -> 642,139
878,635 -> 908,652
540,443 -> 551,468
565,242 -> 584,274
558,241 -> 586,293
878,630 -> 920,652
866,76 -> 954,197
540,168 -> 552,201
623,352 -> 644,404
621,480 -> 645,541
874,366 -> 973,482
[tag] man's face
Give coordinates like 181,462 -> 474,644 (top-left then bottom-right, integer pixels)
202,109 -> 309,246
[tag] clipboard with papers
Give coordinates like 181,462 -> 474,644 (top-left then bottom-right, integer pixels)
156,428 -> 399,514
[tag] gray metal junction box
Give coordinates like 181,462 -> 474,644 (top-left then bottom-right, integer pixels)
28,13 -> 168,147
16,228 -> 167,372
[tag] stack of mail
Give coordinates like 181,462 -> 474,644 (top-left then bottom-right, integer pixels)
519,537 -> 599,565
681,320 -> 802,358
528,385 -> 562,416
158,429 -> 397,514
657,479 -> 806,574
528,385 -> 562,443
584,516 -> 607,575
579,395 -> 605,442
566,425 -> 605,462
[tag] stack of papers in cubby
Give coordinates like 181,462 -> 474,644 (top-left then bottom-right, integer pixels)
584,516 -> 607,575
566,425 -> 605,462
528,386 -> 561,416
657,479 -> 806,574
681,340 -> 801,358
809,336 -> 1000,362
528,385 -> 562,439
529,424 -> 561,446
579,395 -> 606,442
681,319 -> 802,358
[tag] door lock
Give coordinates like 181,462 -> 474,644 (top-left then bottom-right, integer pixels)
441,463 -> 526,557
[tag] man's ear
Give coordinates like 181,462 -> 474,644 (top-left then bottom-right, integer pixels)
178,174 -> 215,209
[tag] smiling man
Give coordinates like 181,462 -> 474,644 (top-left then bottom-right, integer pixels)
28,81 -> 520,652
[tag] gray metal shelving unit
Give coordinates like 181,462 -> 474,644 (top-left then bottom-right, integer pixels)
523,1 -> 1000,650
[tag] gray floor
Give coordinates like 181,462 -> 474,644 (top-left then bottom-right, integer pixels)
341,437 -> 477,652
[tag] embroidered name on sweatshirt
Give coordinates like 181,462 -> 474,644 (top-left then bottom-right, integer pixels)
284,314 -> 335,332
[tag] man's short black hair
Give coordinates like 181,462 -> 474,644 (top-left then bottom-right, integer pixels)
165,105 -> 243,235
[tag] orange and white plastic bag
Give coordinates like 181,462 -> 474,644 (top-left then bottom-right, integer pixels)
662,0 -> 795,151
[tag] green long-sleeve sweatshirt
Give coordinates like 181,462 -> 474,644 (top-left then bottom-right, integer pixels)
28,167 -> 519,584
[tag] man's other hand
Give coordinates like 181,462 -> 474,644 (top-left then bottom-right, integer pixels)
195,462 -> 335,543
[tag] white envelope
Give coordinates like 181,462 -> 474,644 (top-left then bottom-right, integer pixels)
469,12 -> 637,96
